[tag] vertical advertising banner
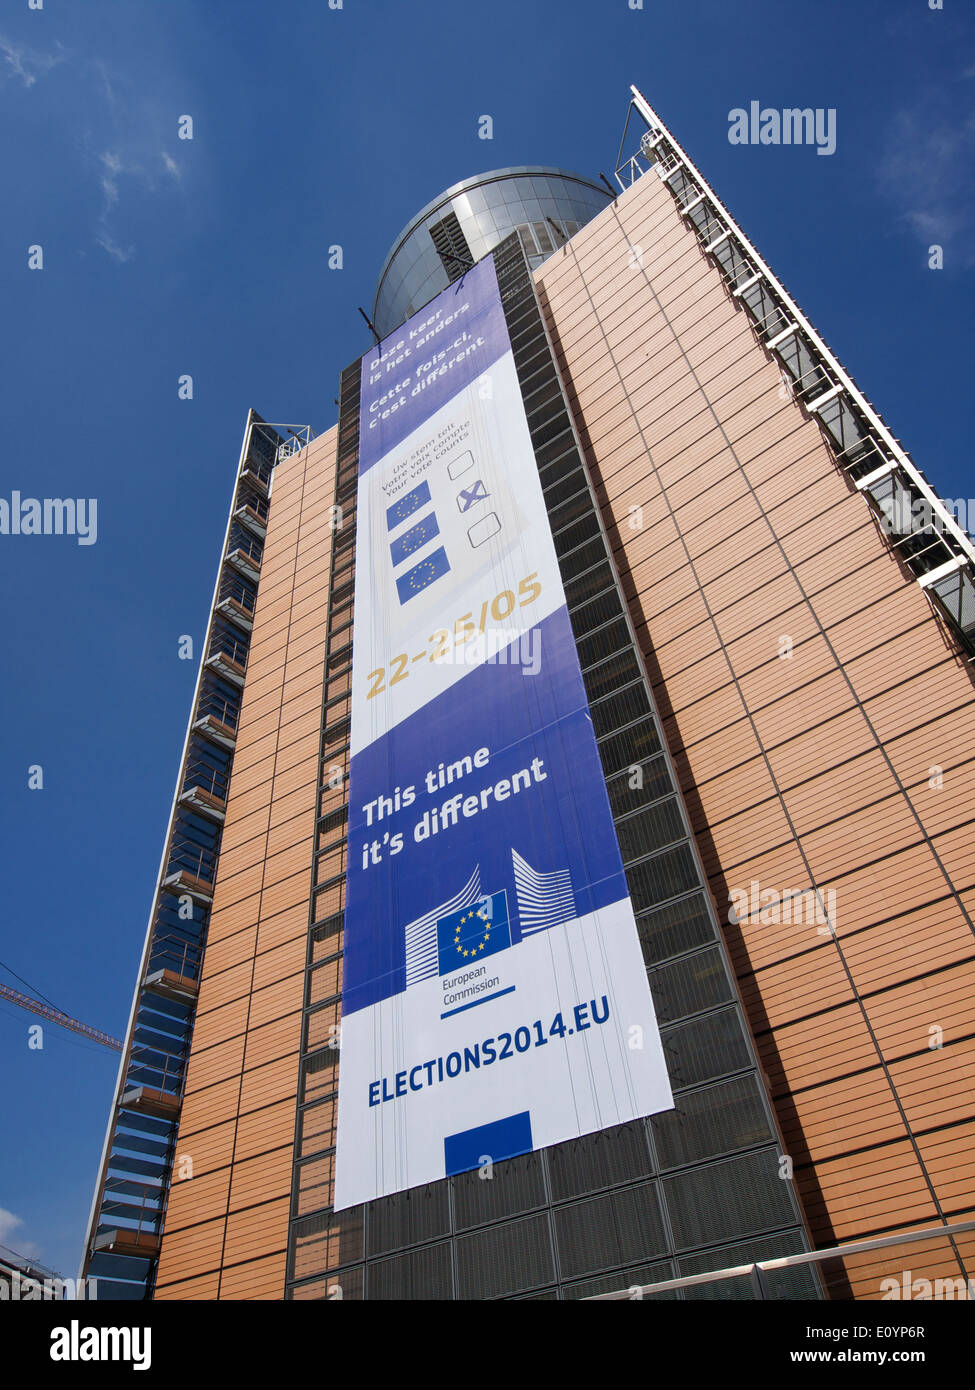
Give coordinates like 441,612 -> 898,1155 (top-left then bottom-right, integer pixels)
334,257 -> 673,1210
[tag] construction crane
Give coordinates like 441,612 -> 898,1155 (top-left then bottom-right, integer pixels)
0,982 -> 123,1052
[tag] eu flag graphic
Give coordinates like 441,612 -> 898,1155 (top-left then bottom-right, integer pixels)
396,546 -> 451,604
386,481 -> 431,531
390,511 -> 440,567
437,891 -> 510,975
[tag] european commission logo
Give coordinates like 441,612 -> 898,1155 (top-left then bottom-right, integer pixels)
403,858 -> 576,991
436,891 -> 510,975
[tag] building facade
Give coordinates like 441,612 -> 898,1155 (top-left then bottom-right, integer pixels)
83,88 -> 975,1301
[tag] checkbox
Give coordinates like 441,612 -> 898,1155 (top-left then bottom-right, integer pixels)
447,450 -> 475,480
468,512 -> 502,547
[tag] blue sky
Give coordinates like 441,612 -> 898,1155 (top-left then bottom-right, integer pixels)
0,0 -> 972,1279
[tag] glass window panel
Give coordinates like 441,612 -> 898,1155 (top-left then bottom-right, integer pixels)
300,1095 -> 337,1158
453,1153 -> 546,1231
547,1121 -> 654,1202
662,1149 -> 796,1251
626,844 -> 700,914
615,797 -> 685,862
589,679 -> 651,737
455,1213 -> 554,1299
366,1183 -> 450,1256
296,1152 -> 335,1216
366,1242 -> 452,1300
562,1260 -> 676,1301
605,753 -> 673,817
651,1075 -> 773,1168
554,1183 -> 667,1280
646,943 -> 734,1022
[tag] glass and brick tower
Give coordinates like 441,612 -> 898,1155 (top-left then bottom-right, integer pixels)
82,87 -> 975,1301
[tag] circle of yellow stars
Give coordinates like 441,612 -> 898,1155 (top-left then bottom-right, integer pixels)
408,558 -> 438,591
455,904 -> 492,958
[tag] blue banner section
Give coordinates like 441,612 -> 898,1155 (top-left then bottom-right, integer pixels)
390,512 -> 440,567
358,258 -> 510,475
385,481 -> 431,531
336,239 -> 674,1210
444,1112 -> 534,1176
343,605 -> 629,1016
394,544 -> 451,605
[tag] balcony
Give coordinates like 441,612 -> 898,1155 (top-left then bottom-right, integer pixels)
179,754 -> 230,817
92,1228 -> 161,1260
162,831 -> 217,905
119,1084 -> 181,1122
192,691 -> 240,748
233,498 -> 268,538
240,459 -> 271,496
178,782 -> 227,819
147,932 -> 202,987
226,544 -> 262,582
192,711 -> 237,749
926,560 -> 975,638
161,867 -> 213,903
144,966 -> 199,1003
215,592 -> 254,632
215,570 -> 257,634
204,645 -> 246,687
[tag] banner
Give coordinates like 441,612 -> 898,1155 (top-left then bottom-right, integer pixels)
333,257 -> 672,1210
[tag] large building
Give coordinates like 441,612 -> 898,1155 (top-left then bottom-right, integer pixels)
81,88 -> 975,1301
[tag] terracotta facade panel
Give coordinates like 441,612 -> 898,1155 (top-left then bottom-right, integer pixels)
218,1254 -> 288,1301
153,1215 -> 227,1281
163,1167 -> 232,1233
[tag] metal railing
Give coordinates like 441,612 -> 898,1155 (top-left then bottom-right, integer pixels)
218,569 -> 257,613
96,1175 -> 166,1250
147,932 -> 203,983
166,834 -> 217,885
196,690 -> 240,732
589,1219 -> 975,1300
227,531 -> 264,567
234,490 -> 269,524
240,457 -> 272,491
208,628 -> 248,670
126,1043 -> 185,1098
181,753 -> 230,803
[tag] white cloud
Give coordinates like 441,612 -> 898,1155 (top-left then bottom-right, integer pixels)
80,74 -> 188,261
100,150 -> 122,208
877,84 -> 975,264
3,31 -> 189,262
0,33 -> 64,88
0,1207 -> 41,1260
95,231 -> 135,263
92,144 -> 179,263
92,150 -> 138,260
